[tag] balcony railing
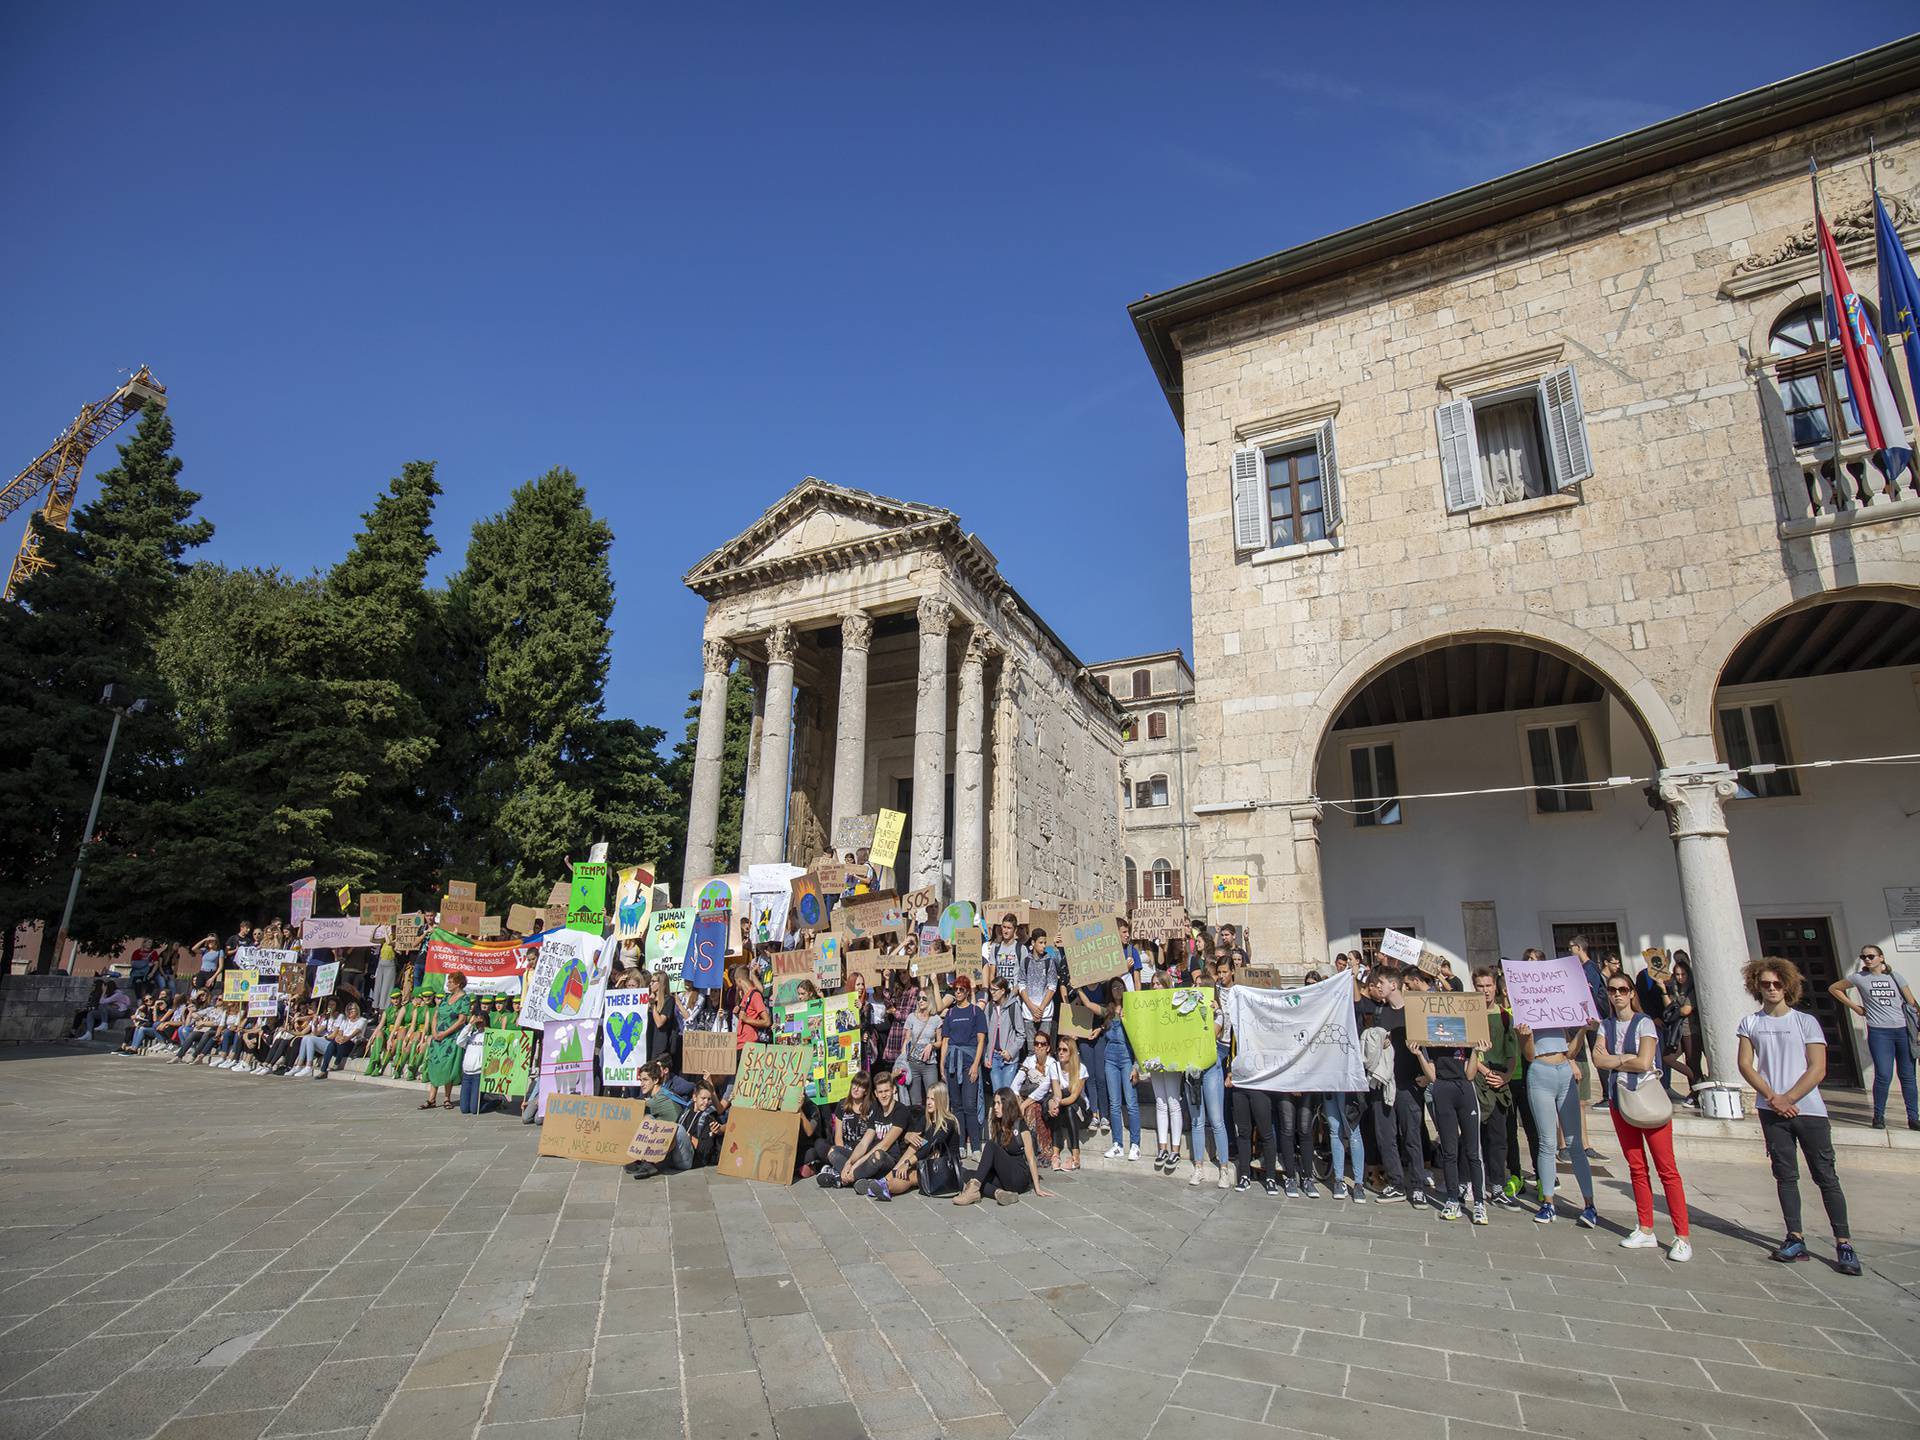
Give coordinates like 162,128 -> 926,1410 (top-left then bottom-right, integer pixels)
1784,440 -> 1920,527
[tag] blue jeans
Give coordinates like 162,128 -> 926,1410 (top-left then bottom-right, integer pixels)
1083,1034 -> 1110,1125
989,1059 -> 1019,1110
1527,1060 -> 1593,1205
1103,1044 -> 1139,1146
459,1073 -> 483,1113
1867,1025 -> 1919,1123
1187,1062 -> 1228,1166
127,1025 -> 158,1050
1324,1092 -> 1365,1184
945,1053 -> 983,1150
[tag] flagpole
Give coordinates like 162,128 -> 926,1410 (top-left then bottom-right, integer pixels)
1810,158 -> 1847,509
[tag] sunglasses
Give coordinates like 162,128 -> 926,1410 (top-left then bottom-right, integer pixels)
1606,985 -> 1633,994
1759,979 -> 1786,990
1860,954 -> 1880,961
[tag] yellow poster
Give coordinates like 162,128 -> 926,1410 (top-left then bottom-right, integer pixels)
1210,874 -> 1251,905
223,969 -> 260,1002
869,808 -> 907,870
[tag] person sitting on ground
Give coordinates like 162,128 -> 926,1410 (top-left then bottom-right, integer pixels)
625,1062 -> 693,1178
835,1070 -> 912,1189
683,1080 -> 726,1166
1048,1035 -> 1089,1172
116,995 -> 165,1055
261,1003 -> 308,1075
1014,1032 -> 1064,1167
323,1003 -> 369,1077
954,1088 -> 1057,1207
865,1082 -> 964,1200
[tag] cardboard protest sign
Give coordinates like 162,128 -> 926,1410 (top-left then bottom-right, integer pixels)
1503,955 -> 1601,1029
682,1028 -> 738,1076
814,861 -> 850,893
734,1042 -> 808,1111
645,907 -> 694,978
627,1116 -> 678,1165
682,913 -> 727,992
538,1093 -> 647,1166
391,913 -> 430,950
300,917 -> 379,949
813,933 -> 843,992
938,902 -> 978,946
613,865 -> 655,943
506,903 -> 547,936
311,962 -> 340,1000
1129,900 -> 1188,943
1238,965 -> 1284,990
600,990 -> 648,1085
1644,948 -> 1672,979
1121,988 -> 1217,1073
779,994 -> 859,1103
869,808 -> 907,870
1064,913 -> 1128,988
1404,990 -> 1493,1049
1415,950 -> 1446,980
771,949 -> 814,982
359,892 -> 403,927
1228,974 -> 1365,1092
424,930 -> 532,996
789,874 -> 827,932
290,877 -> 316,929
518,930 -> 611,1027
1060,1001 -> 1101,1040
223,969 -> 260,1002
840,893 -> 907,945
246,984 -> 280,1018
438,896 -> 486,935
276,959 -> 305,1000
831,813 -> 877,852
1377,928 -> 1423,966
478,915 -> 502,938
716,1107 -> 800,1184
447,880 -> 478,901
899,884 -> 936,914
567,862 -> 609,935
546,879 -> 571,910
482,1027 -> 533,1097
1210,874 -> 1251,906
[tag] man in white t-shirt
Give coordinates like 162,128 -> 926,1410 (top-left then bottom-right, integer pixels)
1736,956 -> 1858,1276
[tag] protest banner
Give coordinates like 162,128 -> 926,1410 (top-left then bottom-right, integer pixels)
1064,913 -> 1128,988
537,1093 -> 647,1166
278,959 -> 308,998
1228,973 -> 1365,1091
359,892 -> 403,927
840,893 -> 907,944
1404,990 -> 1492,1049
447,880 -> 478,901
438,897 -> 486,935
1416,950 -> 1446,980
645,907 -> 694,978
1129,900 -> 1188,943
290,877 -> 316,929
223,969 -> 259,1002
518,930 -> 611,1027
310,961 -> 340,999
627,1116 -> 679,1165
236,944 -> 299,974
869,809 -> 906,870
390,913 -> 430,950
300,917 -> 378,949
1209,874 -> 1251,906
1377,928 -> 1423,966
425,930 -> 532,996
734,1043 -> 808,1111
745,865 -> 799,947
600,990 -> 648,1085
682,913 -> 727,991
506,904 -> 546,936
1121,988 -> 1216,1073
682,1028 -> 738,1077
613,865 -> 655,943
533,1017 -> 597,1119
899,885 -> 936,914
938,901 -> 978,946
779,994 -> 859,1103
1503,955 -> 1601,1029
1060,1001 -> 1101,1040
832,813 -> 877,852
566,862 -> 609,935
813,933 -> 843,991
789,874 -> 826,932
715,1107 -> 801,1184
1238,965 -> 1284,990
481,1028 -> 533,1097
246,984 -> 280,1018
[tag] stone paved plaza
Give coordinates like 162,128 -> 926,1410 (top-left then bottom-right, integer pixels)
2,1048 -> 1918,1440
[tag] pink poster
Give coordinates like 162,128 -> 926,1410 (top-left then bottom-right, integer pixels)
1501,954 -> 1600,1030
290,877 -> 316,929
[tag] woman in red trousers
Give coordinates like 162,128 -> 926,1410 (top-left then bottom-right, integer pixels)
1592,972 -> 1691,1262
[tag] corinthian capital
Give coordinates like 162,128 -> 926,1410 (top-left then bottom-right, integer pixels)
963,628 -> 999,668
917,596 -> 953,639
1654,765 -> 1739,841
841,611 -> 874,653
701,638 -> 734,675
765,622 -> 799,665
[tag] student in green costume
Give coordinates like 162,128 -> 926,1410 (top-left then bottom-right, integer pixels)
422,972 -> 471,1109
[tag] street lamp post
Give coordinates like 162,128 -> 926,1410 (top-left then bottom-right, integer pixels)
48,684 -> 145,974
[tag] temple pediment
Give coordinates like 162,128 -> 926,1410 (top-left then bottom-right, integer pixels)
683,478 -> 958,591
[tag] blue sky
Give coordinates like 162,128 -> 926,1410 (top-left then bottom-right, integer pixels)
3,4 -> 1911,739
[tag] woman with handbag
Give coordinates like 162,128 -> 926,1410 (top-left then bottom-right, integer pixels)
1592,972 -> 1691,1261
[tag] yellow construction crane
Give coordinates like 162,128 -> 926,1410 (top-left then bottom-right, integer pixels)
2,367 -> 168,601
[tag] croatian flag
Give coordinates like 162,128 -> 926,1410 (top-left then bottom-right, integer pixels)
1817,207 -> 1911,480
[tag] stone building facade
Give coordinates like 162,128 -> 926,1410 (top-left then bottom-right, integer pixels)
681,481 -> 1126,907
1129,39 -> 1920,1091
1086,651 -> 1201,908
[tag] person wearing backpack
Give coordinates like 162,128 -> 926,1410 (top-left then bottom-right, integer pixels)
1592,969 -> 1690,1261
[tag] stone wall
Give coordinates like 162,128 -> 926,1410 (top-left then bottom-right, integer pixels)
1003,657 -> 1125,906
0,974 -> 95,1044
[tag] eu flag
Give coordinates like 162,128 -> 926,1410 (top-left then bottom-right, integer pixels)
1876,194 -> 1920,388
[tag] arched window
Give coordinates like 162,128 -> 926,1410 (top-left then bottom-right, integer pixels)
1125,858 -> 1138,909
1149,859 -> 1178,900
1120,717 -> 1137,743
1132,669 -> 1152,699
1769,297 -> 1907,449
1147,712 -> 1167,740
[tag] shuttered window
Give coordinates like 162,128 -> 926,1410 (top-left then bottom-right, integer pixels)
1720,701 -> 1799,799
1349,743 -> 1401,827
1231,420 -> 1343,555
1150,860 -> 1176,900
1147,712 -> 1167,740
1436,364 -> 1592,513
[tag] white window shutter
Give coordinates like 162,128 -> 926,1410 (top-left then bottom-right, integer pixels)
1230,447 -> 1265,551
1539,364 -> 1594,486
1435,399 -> 1484,512
1315,419 -> 1343,535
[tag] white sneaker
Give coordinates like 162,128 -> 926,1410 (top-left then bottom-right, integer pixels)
292,1065 -> 312,1078
1217,1164 -> 1232,1190
214,1058 -> 233,1070
1126,1144 -> 1140,1162
1620,1227 -> 1659,1250
1104,1143 -> 1124,1159
1668,1238 -> 1693,1263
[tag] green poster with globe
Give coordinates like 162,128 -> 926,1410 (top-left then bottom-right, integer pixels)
481,1028 -> 533,1097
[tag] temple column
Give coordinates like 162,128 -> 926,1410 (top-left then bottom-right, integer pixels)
910,596 -> 952,894
745,624 -> 798,867
740,662 -> 767,855
682,638 -> 734,883
1657,763 -> 1750,1092
829,611 -> 873,849
952,628 -> 994,903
